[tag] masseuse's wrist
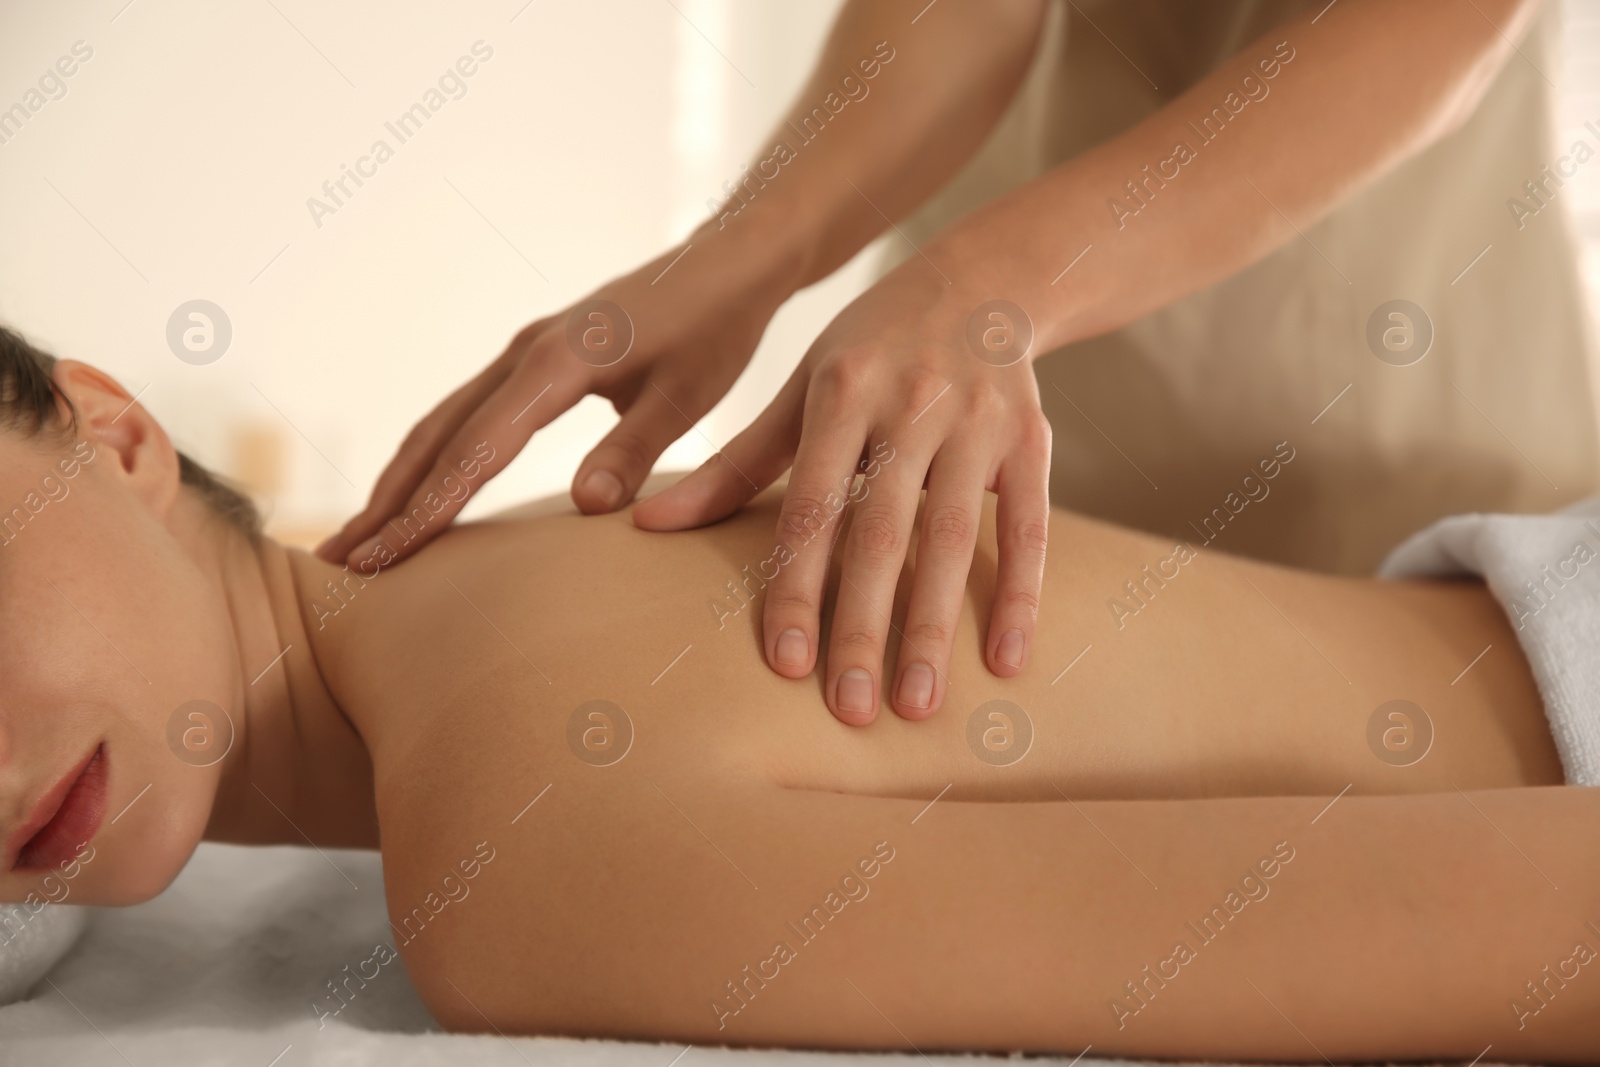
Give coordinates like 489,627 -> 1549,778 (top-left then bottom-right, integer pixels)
685,194 -> 824,305
685,154 -> 917,297
915,226 -> 1079,364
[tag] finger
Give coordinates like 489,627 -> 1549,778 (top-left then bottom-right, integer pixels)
315,362 -> 513,562
890,444 -> 987,719
986,413 -> 1052,677
757,411 -> 873,700
343,349 -> 589,570
631,367 -> 807,532
314,316 -> 555,563
823,436 -> 931,726
570,378 -> 704,513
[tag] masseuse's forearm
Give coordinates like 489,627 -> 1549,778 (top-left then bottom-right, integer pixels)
922,0 -> 1538,352
700,0 -> 1048,287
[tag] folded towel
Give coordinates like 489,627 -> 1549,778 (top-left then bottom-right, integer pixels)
1379,496 -> 1600,785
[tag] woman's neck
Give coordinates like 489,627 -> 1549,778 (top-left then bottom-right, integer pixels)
201,518 -> 379,850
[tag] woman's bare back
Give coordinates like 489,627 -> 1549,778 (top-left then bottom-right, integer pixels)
329,483 -> 1555,808
290,488 -> 1597,1059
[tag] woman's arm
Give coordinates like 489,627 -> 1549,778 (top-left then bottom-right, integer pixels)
315,0 -> 1050,575
633,0 -> 1542,719
932,0 -> 1540,352
701,0 -> 1050,286
407,779 -> 1600,1062
722,0 -> 1535,341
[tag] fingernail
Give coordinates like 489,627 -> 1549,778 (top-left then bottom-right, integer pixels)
996,628 -> 1025,669
583,469 -> 624,509
775,628 -> 809,668
897,663 -> 934,709
836,669 -> 874,715
351,538 -> 382,566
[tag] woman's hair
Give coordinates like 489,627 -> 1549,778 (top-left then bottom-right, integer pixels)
0,324 -> 262,537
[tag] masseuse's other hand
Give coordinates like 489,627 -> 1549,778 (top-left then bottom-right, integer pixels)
634,257 -> 1052,724
315,225 -> 804,570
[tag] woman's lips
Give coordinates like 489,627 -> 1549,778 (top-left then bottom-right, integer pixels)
11,743 -> 107,872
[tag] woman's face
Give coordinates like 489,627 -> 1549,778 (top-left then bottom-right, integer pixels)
0,396 -> 241,908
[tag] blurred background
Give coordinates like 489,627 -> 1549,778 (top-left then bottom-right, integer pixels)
0,0 -> 1597,546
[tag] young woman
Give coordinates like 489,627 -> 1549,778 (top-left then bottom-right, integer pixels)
1,334 -> 1595,1062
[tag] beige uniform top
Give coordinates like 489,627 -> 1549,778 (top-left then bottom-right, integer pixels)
882,0 -> 1600,573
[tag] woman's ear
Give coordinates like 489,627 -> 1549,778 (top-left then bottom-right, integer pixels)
50,360 -> 182,520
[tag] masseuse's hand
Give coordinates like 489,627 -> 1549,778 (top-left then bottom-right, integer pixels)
634,256 -> 1052,724
315,225 -> 803,570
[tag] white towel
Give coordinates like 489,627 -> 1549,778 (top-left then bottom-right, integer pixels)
1379,496 -> 1600,786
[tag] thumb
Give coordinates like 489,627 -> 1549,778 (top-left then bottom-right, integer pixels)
572,380 -> 704,513
632,376 -> 804,530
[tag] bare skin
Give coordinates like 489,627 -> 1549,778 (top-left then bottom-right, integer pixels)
327,472 -> 1560,807
318,0 -> 1545,727
330,481 -> 1590,1060
0,368 -> 1590,1061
